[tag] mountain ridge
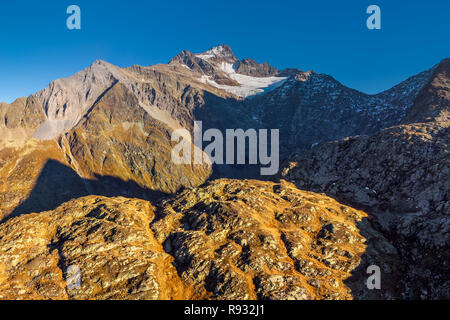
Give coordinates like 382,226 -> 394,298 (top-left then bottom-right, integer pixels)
1,46 -> 442,143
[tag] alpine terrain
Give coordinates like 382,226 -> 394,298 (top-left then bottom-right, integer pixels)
0,45 -> 448,300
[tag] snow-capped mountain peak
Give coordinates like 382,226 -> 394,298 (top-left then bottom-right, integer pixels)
195,44 -> 237,61
169,44 -> 287,98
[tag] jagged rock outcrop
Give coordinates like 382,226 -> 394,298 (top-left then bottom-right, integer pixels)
169,46 -> 240,86
282,121 -> 449,216
235,58 -> 278,77
170,45 -> 279,80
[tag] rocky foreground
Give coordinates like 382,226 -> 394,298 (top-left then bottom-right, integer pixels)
0,179 -> 401,300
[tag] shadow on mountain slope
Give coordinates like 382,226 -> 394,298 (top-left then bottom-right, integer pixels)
343,217 -> 404,299
2,159 -> 167,224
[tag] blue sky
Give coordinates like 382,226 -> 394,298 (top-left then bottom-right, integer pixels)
0,0 -> 448,103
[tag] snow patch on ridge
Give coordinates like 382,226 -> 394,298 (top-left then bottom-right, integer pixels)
192,46 -> 287,98
198,62 -> 287,98
199,74 -> 287,98
219,62 -> 237,74
195,45 -> 232,60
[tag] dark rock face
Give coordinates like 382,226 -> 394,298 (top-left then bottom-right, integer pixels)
167,48 -> 436,161
282,122 -> 450,299
282,122 -> 449,216
403,58 -> 450,123
167,47 -> 437,179
235,58 -> 279,77
247,67 -> 435,156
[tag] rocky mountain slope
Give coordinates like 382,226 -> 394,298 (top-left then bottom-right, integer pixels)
0,61 -> 215,220
0,46 -> 438,176
247,65 -> 436,156
281,59 -> 450,299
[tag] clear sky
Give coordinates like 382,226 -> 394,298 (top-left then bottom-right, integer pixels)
0,0 -> 448,103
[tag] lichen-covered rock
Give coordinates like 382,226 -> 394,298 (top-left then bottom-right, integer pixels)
0,196 -> 189,300
0,179 -> 402,300
151,179 -> 401,300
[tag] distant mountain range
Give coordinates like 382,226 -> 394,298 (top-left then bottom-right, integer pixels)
0,45 -> 448,300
